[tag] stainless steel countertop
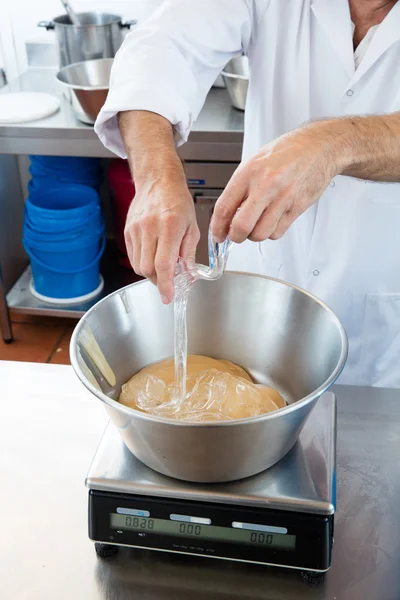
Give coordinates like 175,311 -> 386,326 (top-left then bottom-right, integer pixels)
1,361 -> 399,600
0,69 -> 244,160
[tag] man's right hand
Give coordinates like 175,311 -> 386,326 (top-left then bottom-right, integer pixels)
119,110 -> 200,305
124,175 -> 199,304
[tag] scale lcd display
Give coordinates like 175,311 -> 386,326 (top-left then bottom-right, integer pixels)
110,514 -> 296,550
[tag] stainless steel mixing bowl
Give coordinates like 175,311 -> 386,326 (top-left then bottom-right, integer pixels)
70,273 -> 347,482
56,58 -> 112,124
222,55 -> 249,110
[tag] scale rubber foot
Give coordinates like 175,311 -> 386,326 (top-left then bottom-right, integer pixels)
95,543 -> 118,559
301,570 -> 325,585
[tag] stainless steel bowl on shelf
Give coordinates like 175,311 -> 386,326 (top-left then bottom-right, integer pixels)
70,273 -> 348,483
56,58 -> 112,125
222,55 -> 249,110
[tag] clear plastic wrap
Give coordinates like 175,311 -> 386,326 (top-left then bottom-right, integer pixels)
119,355 -> 286,421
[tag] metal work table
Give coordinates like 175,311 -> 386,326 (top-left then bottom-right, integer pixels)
0,68 -> 244,161
1,360 -> 399,600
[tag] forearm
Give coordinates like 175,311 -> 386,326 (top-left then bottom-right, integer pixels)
308,113 -> 400,182
118,110 -> 186,188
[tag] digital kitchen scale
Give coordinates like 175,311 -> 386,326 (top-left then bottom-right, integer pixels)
86,392 -> 336,581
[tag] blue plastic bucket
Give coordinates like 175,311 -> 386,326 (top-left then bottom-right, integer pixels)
24,224 -> 105,268
26,184 -> 100,214
23,233 -> 105,300
29,155 -> 100,172
24,205 -> 102,238
23,183 -> 105,299
24,217 -> 104,245
28,177 -> 100,193
25,185 -> 102,233
29,156 -> 102,189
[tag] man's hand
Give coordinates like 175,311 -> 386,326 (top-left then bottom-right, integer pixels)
211,124 -> 338,243
119,110 -> 200,304
125,175 -> 199,304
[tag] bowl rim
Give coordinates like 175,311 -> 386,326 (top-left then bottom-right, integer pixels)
70,271 -> 348,428
56,58 -> 113,91
221,71 -> 249,81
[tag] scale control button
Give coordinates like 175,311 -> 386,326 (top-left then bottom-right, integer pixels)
117,508 -> 150,517
232,522 -> 288,534
170,514 -> 211,525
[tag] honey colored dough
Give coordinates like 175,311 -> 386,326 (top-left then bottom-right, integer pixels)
255,384 -> 287,409
119,355 -> 286,422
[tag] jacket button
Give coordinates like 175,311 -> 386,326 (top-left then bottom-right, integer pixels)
313,270 -> 320,276
346,89 -> 354,97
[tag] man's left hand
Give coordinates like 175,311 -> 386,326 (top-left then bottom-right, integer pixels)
211,123 -> 339,243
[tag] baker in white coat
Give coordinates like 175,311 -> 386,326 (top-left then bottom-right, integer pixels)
96,0 -> 400,388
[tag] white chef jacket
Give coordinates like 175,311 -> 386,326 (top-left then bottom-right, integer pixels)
96,0 -> 400,388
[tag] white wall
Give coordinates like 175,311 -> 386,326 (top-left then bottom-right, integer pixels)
12,0 -> 163,44
0,3 -> 27,78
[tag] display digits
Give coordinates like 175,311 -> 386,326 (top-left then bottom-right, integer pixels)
250,532 -> 274,545
125,516 -> 154,530
179,523 -> 202,536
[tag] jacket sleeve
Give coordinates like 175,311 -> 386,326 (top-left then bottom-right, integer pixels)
95,0 -> 254,157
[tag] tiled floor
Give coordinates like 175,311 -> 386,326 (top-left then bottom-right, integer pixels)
0,314 -> 78,364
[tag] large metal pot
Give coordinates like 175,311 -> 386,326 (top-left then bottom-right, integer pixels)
70,273 -> 347,483
38,12 -> 136,67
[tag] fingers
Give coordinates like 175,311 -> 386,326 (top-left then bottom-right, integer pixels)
228,194 -> 278,243
155,222 -> 184,304
211,163 -> 287,244
211,170 -> 248,243
154,222 -> 199,303
139,228 -> 158,285
269,211 -> 298,240
180,224 -> 201,265
124,221 -> 141,274
248,207 -> 296,242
